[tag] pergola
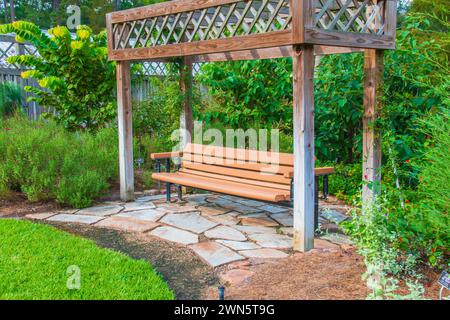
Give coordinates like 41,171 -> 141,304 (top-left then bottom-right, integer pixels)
106,0 -> 397,252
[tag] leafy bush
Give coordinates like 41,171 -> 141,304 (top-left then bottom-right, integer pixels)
0,82 -> 23,117
0,21 -> 116,130
0,116 -> 118,208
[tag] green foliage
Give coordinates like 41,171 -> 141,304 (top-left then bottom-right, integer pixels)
0,116 -> 118,208
0,21 -> 116,130
0,81 -> 23,117
198,59 -> 292,129
396,109 -> 450,266
327,164 -> 362,203
0,219 -> 174,300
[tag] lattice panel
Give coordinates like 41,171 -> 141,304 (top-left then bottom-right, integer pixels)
139,61 -> 203,77
313,0 -> 387,35
0,41 -> 20,69
112,0 -> 292,50
0,37 -> 40,70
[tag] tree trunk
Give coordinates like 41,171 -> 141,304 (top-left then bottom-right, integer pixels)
9,0 -> 14,22
114,0 -> 121,11
3,0 -> 8,22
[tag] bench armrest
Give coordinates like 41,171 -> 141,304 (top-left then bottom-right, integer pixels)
150,151 -> 183,160
284,167 -> 334,179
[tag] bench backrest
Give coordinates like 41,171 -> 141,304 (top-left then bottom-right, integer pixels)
181,143 -> 294,190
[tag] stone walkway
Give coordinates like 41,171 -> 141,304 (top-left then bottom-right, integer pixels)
26,194 -> 351,268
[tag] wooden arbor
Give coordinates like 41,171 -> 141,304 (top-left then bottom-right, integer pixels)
106,0 -> 397,252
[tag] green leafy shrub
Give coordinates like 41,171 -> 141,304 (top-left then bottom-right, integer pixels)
0,21 -> 116,130
0,116 -> 118,208
0,82 -> 23,117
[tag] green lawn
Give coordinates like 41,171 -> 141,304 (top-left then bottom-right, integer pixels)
0,219 -> 174,300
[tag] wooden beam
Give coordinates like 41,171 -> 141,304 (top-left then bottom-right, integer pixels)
292,45 -> 315,252
304,28 -> 396,50
384,0 -> 398,39
362,49 -> 383,204
193,46 -> 292,62
191,45 -> 363,62
116,61 -> 135,202
108,30 -> 293,61
179,56 -> 193,148
110,0 -> 242,24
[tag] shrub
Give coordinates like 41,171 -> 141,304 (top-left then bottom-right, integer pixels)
0,82 -> 23,117
0,21 -> 116,130
0,116 -> 118,208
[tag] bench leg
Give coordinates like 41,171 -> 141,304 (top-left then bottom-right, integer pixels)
177,185 -> 182,201
314,176 -> 319,233
323,175 -> 329,200
166,183 -> 171,202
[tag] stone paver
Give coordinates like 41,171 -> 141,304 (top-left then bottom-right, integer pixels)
211,198 -> 262,214
248,233 -> 292,249
159,204 -> 199,214
116,208 -> 166,222
240,216 -> 279,227
198,206 -> 230,216
185,194 -> 211,205
220,196 -> 265,207
239,248 -> 289,259
270,213 -> 293,227
190,242 -> 245,267
320,233 -> 353,245
216,240 -> 261,251
136,195 -> 161,202
238,212 -> 269,219
122,201 -> 156,212
234,225 -> 278,234
26,213 -> 57,220
206,213 -> 239,226
94,216 -> 159,233
139,194 -> 167,201
47,214 -> 103,224
204,226 -> 247,241
150,226 -> 199,245
314,239 -> 340,250
220,269 -> 254,286
279,227 -> 293,236
161,212 -> 218,234
77,205 -> 123,217
258,204 -> 289,214
320,209 -> 349,224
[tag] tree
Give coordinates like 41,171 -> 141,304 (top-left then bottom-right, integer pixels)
0,21 -> 117,130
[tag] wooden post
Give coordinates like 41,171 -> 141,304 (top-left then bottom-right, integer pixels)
116,61 -> 135,202
362,49 -> 383,204
292,45 -> 315,252
179,56 -> 193,148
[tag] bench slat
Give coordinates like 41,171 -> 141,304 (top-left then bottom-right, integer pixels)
180,168 -> 291,191
183,152 -> 293,175
182,162 -> 292,185
184,143 -> 294,166
152,172 -> 290,202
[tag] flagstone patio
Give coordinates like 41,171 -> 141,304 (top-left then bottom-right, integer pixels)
26,193 -> 351,268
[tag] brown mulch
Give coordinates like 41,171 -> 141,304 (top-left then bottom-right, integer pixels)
204,247 -> 370,300
0,192 -> 61,218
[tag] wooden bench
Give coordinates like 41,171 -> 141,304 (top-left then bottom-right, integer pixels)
151,143 -> 334,230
